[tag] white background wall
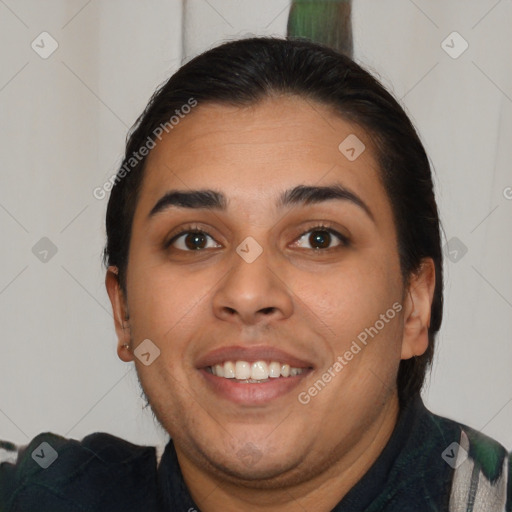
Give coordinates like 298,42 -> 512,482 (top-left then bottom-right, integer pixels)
1,0 -> 511,452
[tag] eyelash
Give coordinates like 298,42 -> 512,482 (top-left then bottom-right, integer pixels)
164,223 -> 350,253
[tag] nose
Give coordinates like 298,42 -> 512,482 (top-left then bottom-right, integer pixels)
211,245 -> 294,326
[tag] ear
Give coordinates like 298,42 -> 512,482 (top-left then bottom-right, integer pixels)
105,266 -> 134,363
401,258 -> 436,360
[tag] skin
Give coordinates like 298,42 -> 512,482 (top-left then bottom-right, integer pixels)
106,95 -> 435,512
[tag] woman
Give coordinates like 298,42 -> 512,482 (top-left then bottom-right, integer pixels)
1,36 -> 510,512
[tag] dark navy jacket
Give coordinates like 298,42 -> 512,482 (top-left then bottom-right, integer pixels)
1,394 -> 510,511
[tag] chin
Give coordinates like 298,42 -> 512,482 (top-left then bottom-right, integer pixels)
196,437 -> 306,484
209,454 -> 306,487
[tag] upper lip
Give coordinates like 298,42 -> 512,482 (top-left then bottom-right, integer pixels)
196,345 -> 314,369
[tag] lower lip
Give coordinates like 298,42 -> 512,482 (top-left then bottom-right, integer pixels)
199,368 -> 311,405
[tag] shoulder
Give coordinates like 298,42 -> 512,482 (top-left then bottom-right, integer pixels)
426,408 -> 511,511
0,432 -> 160,512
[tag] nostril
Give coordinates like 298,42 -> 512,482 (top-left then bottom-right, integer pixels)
260,307 -> 276,315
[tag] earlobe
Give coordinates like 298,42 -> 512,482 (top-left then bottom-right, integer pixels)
105,266 -> 134,363
401,258 -> 436,360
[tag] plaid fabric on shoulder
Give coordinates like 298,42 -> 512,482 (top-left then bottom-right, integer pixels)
449,428 -> 510,511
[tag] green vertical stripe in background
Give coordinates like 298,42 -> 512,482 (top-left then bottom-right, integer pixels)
287,0 -> 353,57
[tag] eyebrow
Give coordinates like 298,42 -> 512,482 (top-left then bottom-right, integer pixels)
148,184 -> 374,222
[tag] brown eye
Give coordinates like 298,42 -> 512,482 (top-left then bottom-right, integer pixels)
183,232 -> 208,250
295,227 -> 349,251
309,230 -> 332,249
167,230 -> 220,251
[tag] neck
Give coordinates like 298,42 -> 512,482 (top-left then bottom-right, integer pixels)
175,395 -> 400,512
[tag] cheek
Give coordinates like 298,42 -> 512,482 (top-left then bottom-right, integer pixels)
125,260 -> 204,346
125,265 -> 202,398
298,256 -> 400,332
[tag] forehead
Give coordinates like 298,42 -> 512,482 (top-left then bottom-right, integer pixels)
137,95 -> 391,222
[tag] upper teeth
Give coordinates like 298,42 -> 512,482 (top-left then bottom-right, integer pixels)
209,361 -> 306,381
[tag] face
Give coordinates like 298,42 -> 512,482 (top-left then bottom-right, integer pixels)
107,95 -> 432,489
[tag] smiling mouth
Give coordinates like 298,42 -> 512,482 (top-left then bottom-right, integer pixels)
204,360 -> 312,383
